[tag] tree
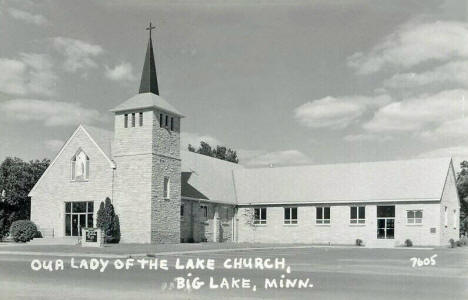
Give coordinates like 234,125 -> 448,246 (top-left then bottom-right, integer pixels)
188,141 -> 239,164
0,157 -> 49,237
456,161 -> 468,236
96,197 -> 120,243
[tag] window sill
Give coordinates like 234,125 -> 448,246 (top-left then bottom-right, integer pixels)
349,224 -> 366,227
253,224 -> 267,227
70,179 -> 89,183
406,224 -> 423,226
283,223 -> 298,226
315,224 -> 331,226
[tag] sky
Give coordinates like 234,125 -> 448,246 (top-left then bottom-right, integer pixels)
1,0 -> 468,168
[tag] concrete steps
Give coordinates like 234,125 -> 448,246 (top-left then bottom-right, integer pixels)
28,237 -> 80,245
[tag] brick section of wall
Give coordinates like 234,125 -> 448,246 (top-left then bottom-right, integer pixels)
440,164 -> 460,245
151,155 -> 181,243
30,127 -> 113,237
150,110 -> 181,244
113,154 -> 152,243
237,203 -> 442,247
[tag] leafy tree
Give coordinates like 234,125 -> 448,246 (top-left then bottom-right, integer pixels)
0,157 -> 49,237
188,141 -> 239,164
456,161 -> 468,236
96,197 -> 120,243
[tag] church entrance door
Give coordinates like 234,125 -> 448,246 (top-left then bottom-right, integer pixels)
65,202 -> 94,236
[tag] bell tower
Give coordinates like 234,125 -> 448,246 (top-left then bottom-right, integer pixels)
110,23 -> 182,243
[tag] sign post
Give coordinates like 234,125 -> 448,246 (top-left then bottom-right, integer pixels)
81,228 -> 104,247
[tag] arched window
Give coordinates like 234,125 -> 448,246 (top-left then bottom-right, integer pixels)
71,149 -> 89,181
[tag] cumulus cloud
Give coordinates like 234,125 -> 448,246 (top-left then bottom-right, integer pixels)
384,60 -> 468,89
363,89 -> 467,134
294,94 -> 391,129
0,99 -> 102,127
344,133 -> 393,143
44,139 -> 65,152
0,53 -> 56,96
348,21 -> 468,74
52,37 -> 103,73
238,149 -> 313,167
181,132 -> 222,151
105,62 -> 136,81
7,8 -> 47,25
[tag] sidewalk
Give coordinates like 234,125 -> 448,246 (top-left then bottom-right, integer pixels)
0,242 -> 438,259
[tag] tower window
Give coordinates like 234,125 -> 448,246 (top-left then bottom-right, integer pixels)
163,177 -> 170,199
165,115 -> 168,127
124,114 -> 128,128
131,113 -> 135,127
159,113 -> 163,127
139,112 -> 143,126
170,117 -> 174,131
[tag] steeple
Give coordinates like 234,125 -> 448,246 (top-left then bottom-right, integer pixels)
139,22 -> 159,95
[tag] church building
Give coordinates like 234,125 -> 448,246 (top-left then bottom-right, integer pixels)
29,26 -> 460,247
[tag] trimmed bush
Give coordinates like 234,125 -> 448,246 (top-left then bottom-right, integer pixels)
449,238 -> 456,248
355,239 -> 363,246
404,239 -> 413,247
96,198 -> 120,244
9,220 -> 38,242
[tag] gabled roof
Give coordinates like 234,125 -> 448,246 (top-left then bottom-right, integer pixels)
109,93 -> 184,117
181,150 -> 244,204
233,157 -> 453,205
81,125 -> 113,159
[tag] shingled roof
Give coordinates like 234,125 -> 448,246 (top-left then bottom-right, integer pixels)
233,157 -> 453,205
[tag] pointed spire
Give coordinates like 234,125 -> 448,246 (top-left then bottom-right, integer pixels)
139,22 -> 159,95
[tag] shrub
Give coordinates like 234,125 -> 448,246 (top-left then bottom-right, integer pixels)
405,239 -> 413,247
456,240 -> 463,247
96,198 -> 120,244
355,239 -> 363,246
449,238 -> 456,248
9,220 -> 38,242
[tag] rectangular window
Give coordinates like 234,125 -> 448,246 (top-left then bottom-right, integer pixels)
131,113 -> 135,127
165,115 -> 169,127
316,207 -> 330,224
254,208 -> 267,225
453,209 -> 457,229
170,117 -> 174,131
407,210 -> 423,224
284,207 -> 298,225
350,206 -> 365,224
159,113 -> 163,127
163,177 -> 170,199
180,204 -> 184,219
139,112 -> 143,126
124,114 -> 128,128
64,201 -> 94,237
444,206 -> 448,227
200,205 -> 208,219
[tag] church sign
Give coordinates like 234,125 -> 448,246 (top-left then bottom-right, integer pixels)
81,228 -> 103,247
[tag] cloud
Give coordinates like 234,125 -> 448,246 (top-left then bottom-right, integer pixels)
105,62 -> 136,81
7,8 -> 47,25
0,99 -> 102,127
344,133 -> 393,143
417,146 -> 468,159
294,94 -> 391,129
348,21 -> 468,74
384,60 -> 468,89
181,132 -> 222,151
44,139 -> 65,152
0,53 -> 56,96
52,37 -> 103,73
363,89 -> 467,134
238,149 -> 313,167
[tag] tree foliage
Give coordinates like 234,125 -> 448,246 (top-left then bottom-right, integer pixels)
188,141 -> 239,164
456,161 -> 468,236
96,197 -> 120,243
0,157 -> 49,237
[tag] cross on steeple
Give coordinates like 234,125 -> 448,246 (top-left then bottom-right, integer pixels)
146,22 -> 156,39
139,22 -> 159,95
